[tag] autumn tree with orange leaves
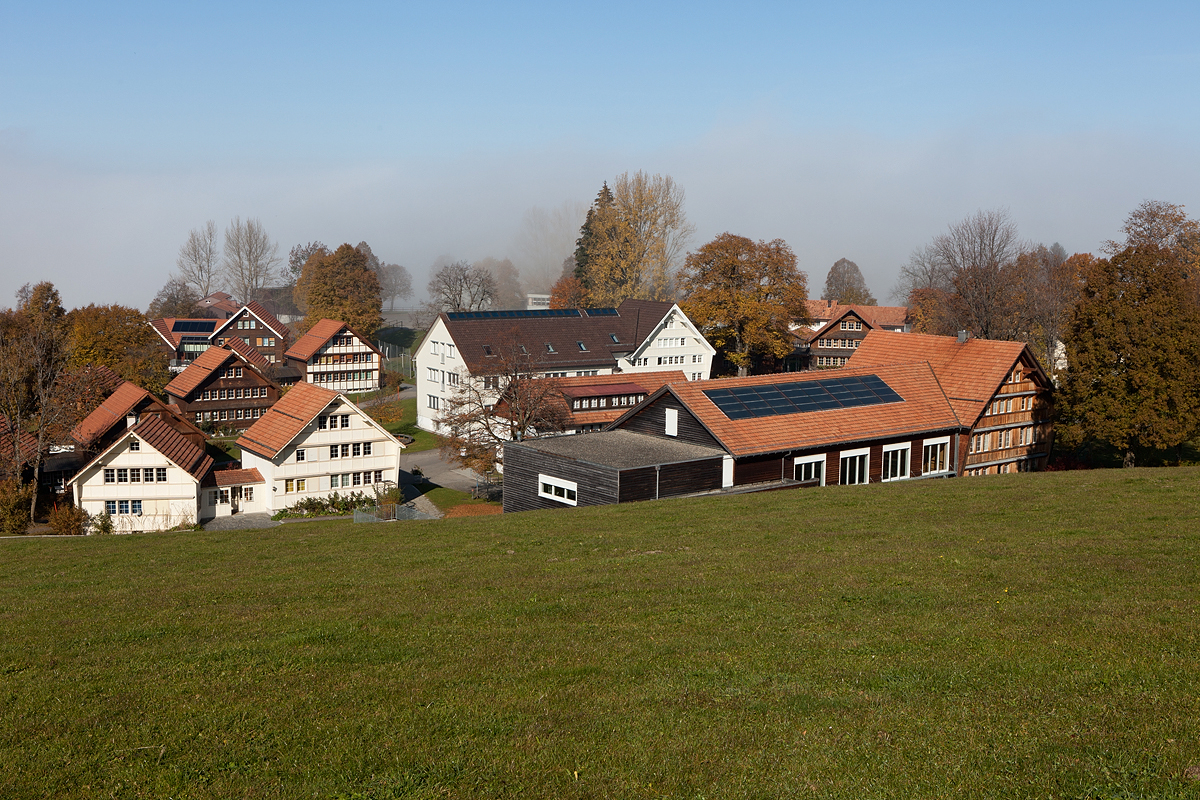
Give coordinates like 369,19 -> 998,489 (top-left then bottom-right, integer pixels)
680,233 -> 808,377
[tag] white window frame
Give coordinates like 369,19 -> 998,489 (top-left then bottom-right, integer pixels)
537,473 -> 578,506
665,408 -> 678,437
881,442 -> 910,482
839,447 -> 870,486
794,454 -> 826,486
922,436 -> 952,475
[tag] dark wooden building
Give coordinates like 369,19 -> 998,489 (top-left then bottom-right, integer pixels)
163,345 -> 281,430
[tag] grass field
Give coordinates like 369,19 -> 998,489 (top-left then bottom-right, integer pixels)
3,467 -> 1200,798
367,396 -> 438,453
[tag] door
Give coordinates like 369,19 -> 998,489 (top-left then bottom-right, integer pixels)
231,486 -> 242,513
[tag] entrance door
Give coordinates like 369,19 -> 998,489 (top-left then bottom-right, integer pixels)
231,486 -> 242,513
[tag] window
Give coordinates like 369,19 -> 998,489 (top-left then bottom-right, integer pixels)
839,449 -> 869,485
693,354 -> 702,363
428,395 -> 440,410
157,468 -> 167,482
352,443 -> 362,457
340,444 -> 350,458
131,500 -> 142,516
447,344 -> 455,358
104,469 -> 115,484
285,479 -> 294,493
331,474 -> 340,488
318,416 -> 327,430
447,372 -> 459,387
922,437 -> 950,474
483,345 -> 493,356
546,342 -> 556,353
610,334 -> 620,343
105,500 -> 116,515
118,500 -> 130,515
129,439 -> 139,452
882,443 -> 909,481
143,468 -> 154,482
117,468 -> 128,484
794,455 -> 825,485
341,415 -> 350,428
538,473 -> 578,506
352,472 -> 362,486
374,470 -> 382,483
428,367 -> 440,382
665,408 -> 678,437
363,442 -> 372,456
296,479 -> 306,491
130,467 -> 141,483
330,445 -> 339,459
296,449 -> 305,462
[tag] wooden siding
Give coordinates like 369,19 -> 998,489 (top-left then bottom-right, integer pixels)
617,393 -> 723,450
734,454 -> 785,485
502,443 -> 619,513
618,467 -> 657,503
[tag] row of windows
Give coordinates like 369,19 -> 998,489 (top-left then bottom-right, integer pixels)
656,336 -> 688,347
235,319 -> 258,329
967,459 -> 1036,477
196,407 -> 264,422
104,467 -> 168,484
317,352 -> 373,365
210,487 -> 253,504
817,338 -> 861,349
839,320 -> 863,331
427,368 -> 461,386
195,386 -> 267,401
969,425 -> 1040,453
429,341 -> 454,357
313,370 -> 376,384
988,396 -> 1034,415
794,439 -> 951,486
571,394 -> 645,410
284,471 -> 385,492
220,366 -> 244,379
538,473 -> 578,506
659,355 -> 685,365
317,414 -> 352,430
815,356 -> 849,367
104,500 -> 142,515
294,441 -> 374,461
690,372 -> 705,381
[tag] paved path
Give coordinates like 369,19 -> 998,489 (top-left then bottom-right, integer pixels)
200,512 -> 280,531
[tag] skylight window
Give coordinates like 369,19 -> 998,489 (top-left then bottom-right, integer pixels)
483,345 -> 493,356
546,343 -> 556,353
577,341 -> 588,351
610,334 -> 620,343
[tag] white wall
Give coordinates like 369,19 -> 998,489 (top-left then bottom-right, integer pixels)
73,436 -> 199,532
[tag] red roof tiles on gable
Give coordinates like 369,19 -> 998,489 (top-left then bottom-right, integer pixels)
848,330 -> 1037,425
284,318 -> 349,361
236,381 -> 340,459
804,300 -> 909,330
225,335 -> 271,370
640,363 -> 963,458
204,468 -> 265,487
163,346 -> 239,399
131,415 -> 213,480
72,382 -> 151,447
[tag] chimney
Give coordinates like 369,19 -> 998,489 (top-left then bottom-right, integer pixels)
957,330 -> 969,344
126,412 -> 139,428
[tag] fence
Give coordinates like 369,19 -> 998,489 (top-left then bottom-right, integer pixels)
354,502 -> 438,523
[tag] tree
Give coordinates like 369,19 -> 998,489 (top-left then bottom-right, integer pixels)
425,260 -> 496,314
680,234 -> 809,377
574,173 -> 694,305
295,244 -> 383,339
223,216 -> 281,304
1014,243 -> 1080,374
67,304 -> 173,395
822,258 -> 876,305
438,330 -> 569,473
475,257 -> 523,309
147,276 -> 202,319
378,263 -> 413,311
1059,244 -> 1200,467
930,209 -> 1027,340
549,274 -> 589,309
176,221 -> 221,297
891,243 -> 953,303
1103,200 -> 1200,256
287,241 -> 328,290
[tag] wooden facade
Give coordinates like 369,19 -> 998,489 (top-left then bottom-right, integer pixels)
170,368 -> 280,430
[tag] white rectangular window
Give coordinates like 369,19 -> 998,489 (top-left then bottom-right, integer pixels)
296,449 -> 305,462
157,468 -> 167,482
665,408 -> 678,437
794,454 -> 825,485
881,443 -> 909,482
538,473 -> 578,506
363,441 -> 372,456
839,448 -> 869,485
922,437 -> 951,474
428,395 -> 440,410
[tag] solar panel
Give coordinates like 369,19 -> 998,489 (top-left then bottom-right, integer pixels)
584,307 -> 619,316
446,309 -> 582,321
702,374 -> 904,420
171,320 -> 217,333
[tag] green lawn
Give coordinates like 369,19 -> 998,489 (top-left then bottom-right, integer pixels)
381,396 -> 438,452
3,468 -> 1200,798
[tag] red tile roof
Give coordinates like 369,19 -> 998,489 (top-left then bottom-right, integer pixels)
225,335 -> 271,370
848,330 -> 1038,425
0,415 -> 38,467
203,468 -> 265,487
284,319 -> 380,362
803,300 -> 909,330
439,299 -> 675,374
163,345 -> 275,399
72,382 -> 151,446
556,370 -> 687,398
131,415 -> 213,480
236,381 -> 340,459
637,363 -> 963,458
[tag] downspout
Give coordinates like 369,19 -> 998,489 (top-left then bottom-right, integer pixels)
655,464 -> 660,500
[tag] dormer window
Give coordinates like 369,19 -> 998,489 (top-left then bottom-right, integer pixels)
577,341 -> 588,351
546,343 -> 556,353
610,334 -> 619,343
519,345 -> 527,354
483,345 -> 493,356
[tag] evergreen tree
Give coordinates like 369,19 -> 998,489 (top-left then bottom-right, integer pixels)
573,183 -> 614,288
1059,244 -> 1200,466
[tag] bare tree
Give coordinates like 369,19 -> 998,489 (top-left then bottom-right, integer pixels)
930,209 -> 1027,340
475,257 -> 523,309
378,263 -> 413,311
822,258 -> 876,305
223,217 -> 282,305
438,330 -> 569,473
604,171 -> 695,303
513,200 -> 588,293
891,243 -> 953,303
177,221 -> 221,297
287,241 -> 328,288
425,260 -> 496,314
147,276 -> 202,319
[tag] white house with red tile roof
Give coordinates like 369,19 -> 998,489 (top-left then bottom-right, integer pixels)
68,415 -> 214,532
283,319 -> 383,394
415,300 -> 715,433
235,382 -> 404,513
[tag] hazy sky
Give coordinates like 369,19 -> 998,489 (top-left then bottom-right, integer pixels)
3,1 -> 1199,311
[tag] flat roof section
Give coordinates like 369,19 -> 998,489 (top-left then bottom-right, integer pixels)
511,429 -> 725,470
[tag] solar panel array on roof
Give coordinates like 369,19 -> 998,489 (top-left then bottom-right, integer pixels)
446,309 -> 582,321
703,375 -> 904,420
171,320 -> 218,333
583,307 -> 619,316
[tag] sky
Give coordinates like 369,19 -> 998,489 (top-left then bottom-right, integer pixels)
3,0 -> 1200,311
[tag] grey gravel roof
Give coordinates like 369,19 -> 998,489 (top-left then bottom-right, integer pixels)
509,429 -> 726,469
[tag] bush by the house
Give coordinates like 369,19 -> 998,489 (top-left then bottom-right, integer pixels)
0,480 -> 34,536
91,512 -> 114,535
272,491 -> 375,520
48,502 -> 89,536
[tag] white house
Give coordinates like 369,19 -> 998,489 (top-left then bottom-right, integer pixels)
283,319 -> 384,394
69,415 -> 214,533
414,299 -> 716,433
235,381 -> 404,513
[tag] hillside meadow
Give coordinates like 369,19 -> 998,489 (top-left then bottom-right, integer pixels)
2,468 -> 1199,799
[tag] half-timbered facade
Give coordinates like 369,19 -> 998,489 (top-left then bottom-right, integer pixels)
150,301 -> 292,372
283,319 -> 383,394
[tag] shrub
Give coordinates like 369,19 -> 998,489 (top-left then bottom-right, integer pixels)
48,502 -> 89,536
92,512 -> 114,535
275,491 -> 375,519
0,480 -> 34,536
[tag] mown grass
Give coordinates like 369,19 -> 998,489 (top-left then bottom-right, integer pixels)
3,468 -> 1200,798
368,396 -> 438,453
